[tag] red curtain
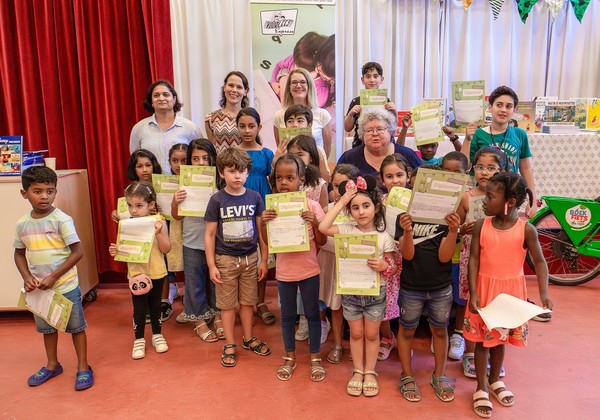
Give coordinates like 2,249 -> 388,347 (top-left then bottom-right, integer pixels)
0,0 -> 173,274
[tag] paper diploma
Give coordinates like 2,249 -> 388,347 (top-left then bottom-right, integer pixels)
18,288 -> 73,332
411,101 -> 444,146
114,215 -> 157,263
278,127 -> 312,144
468,196 -> 486,221
266,191 -> 310,254
178,165 -> 216,217
117,197 -> 131,220
408,169 -> 469,224
335,233 -> 380,296
452,80 -> 486,130
360,88 -> 388,106
152,174 -> 179,219
385,186 -> 412,239
478,293 -> 551,330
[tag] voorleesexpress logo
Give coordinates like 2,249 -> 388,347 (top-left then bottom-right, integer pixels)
260,9 -> 298,36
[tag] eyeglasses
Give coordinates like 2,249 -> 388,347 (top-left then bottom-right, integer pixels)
290,80 -> 307,86
364,126 -> 389,136
473,164 -> 500,173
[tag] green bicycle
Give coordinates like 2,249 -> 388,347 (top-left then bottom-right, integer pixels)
526,196 -> 600,285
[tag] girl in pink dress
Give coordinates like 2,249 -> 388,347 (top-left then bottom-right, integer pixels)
465,172 -> 552,418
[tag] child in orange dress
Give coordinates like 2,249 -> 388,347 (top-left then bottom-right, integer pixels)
465,172 -> 552,418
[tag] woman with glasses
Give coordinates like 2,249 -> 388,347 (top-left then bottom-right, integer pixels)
337,107 -> 422,191
273,68 -> 333,158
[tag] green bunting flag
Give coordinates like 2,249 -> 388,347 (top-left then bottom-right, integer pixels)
570,0 -> 591,22
489,0 -> 505,19
517,0 -> 540,23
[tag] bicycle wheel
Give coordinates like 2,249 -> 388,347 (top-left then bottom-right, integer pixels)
526,208 -> 600,286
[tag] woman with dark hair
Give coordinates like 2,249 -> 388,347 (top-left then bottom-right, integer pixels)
205,71 -> 250,154
130,80 -> 201,173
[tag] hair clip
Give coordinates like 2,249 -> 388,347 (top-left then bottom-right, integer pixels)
338,175 -> 377,195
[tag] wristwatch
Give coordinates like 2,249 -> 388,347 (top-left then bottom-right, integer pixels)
450,135 -> 460,142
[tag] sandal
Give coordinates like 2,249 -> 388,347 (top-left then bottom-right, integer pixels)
347,369 -> 364,396
257,302 -> 276,325
488,380 -> 515,407
74,366 -> 94,391
277,356 -> 297,380
27,363 -> 63,386
399,374 -> 421,402
430,373 -> 455,402
473,390 -> 493,418
363,370 -> 379,397
213,317 -> 225,340
309,358 -> 326,382
377,333 -> 397,361
194,320 -> 219,343
462,353 -> 476,378
326,345 -> 344,364
221,344 -> 237,367
242,336 -> 271,356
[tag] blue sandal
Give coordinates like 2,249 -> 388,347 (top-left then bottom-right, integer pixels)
28,363 -> 63,386
75,366 -> 94,391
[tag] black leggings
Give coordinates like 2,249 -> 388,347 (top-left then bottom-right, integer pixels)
132,277 -> 165,339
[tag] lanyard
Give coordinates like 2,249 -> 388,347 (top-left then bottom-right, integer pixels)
490,126 -> 508,149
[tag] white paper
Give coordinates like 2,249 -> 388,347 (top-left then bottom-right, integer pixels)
119,217 -> 157,242
478,293 -> 552,330
454,99 -> 484,123
156,193 -> 173,218
409,192 -> 457,221
179,186 -> 213,213
267,215 -> 307,247
25,288 -> 54,317
338,258 -> 377,289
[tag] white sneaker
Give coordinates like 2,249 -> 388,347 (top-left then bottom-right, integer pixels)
320,318 -> 331,344
168,282 -> 181,303
295,315 -> 309,341
132,338 -> 146,360
152,334 -> 169,353
448,333 -> 465,360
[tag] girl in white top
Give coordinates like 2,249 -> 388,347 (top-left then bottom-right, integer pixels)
319,175 -> 397,397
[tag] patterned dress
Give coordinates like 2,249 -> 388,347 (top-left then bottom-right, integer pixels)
205,109 -> 241,153
381,194 -> 401,320
464,218 -> 529,348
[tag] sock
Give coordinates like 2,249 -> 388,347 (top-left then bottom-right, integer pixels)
161,299 -> 169,304
454,329 -> 463,337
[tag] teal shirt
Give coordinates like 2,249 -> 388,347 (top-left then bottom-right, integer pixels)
422,156 -> 444,165
469,126 -> 532,172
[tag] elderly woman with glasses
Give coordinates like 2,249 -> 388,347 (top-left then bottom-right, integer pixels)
337,107 -> 421,190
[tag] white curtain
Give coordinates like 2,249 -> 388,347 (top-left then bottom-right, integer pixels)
171,0 -> 600,159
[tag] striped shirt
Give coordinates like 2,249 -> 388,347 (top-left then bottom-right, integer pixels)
14,208 -> 80,294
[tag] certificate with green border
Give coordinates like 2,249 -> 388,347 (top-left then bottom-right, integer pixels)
114,215 -> 158,263
18,288 -> 73,332
178,165 -> 216,217
411,101 -> 444,146
468,196 -> 486,221
117,197 -> 131,220
385,186 -> 412,239
335,233 -> 379,296
408,169 -> 469,224
265,191 -> 309,254
452,80 -> 486,132
152,174 -> 179,220
278,127 -> 312,145
360,88 -> 388,106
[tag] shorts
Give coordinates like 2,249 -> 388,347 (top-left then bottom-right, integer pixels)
398,285 -> 453,329
342,286 -> 386,322
215,252 -> 259,310
452,263 -> 466,305
34,286 -> 87,334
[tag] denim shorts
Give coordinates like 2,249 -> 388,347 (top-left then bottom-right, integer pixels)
398,285 -> 452,329
342,286 -> 386,322
34,286 -> 88,334
452,263 -> 466,305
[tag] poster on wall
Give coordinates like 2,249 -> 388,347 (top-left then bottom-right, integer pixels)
0,136 -> 23,176
251,1 -> 335,158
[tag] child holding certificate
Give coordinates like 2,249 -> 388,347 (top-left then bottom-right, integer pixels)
109,181 -> 171,360
287,134 -> 328,209
465,172 -> 552,418
171,139 -> 223,341
395,165 -> 460,403
262,154 -> 327,382
377,154 -> 411,360
318,163 -> 360,364
205,148 -> 271,367
15,167 -> 93,390
319,175 -> 397,397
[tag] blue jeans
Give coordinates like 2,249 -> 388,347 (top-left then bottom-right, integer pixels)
277,274 -> 321,354
398,285 -> 453,329
183,246 -> 219,320
35,286 -> 87,334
